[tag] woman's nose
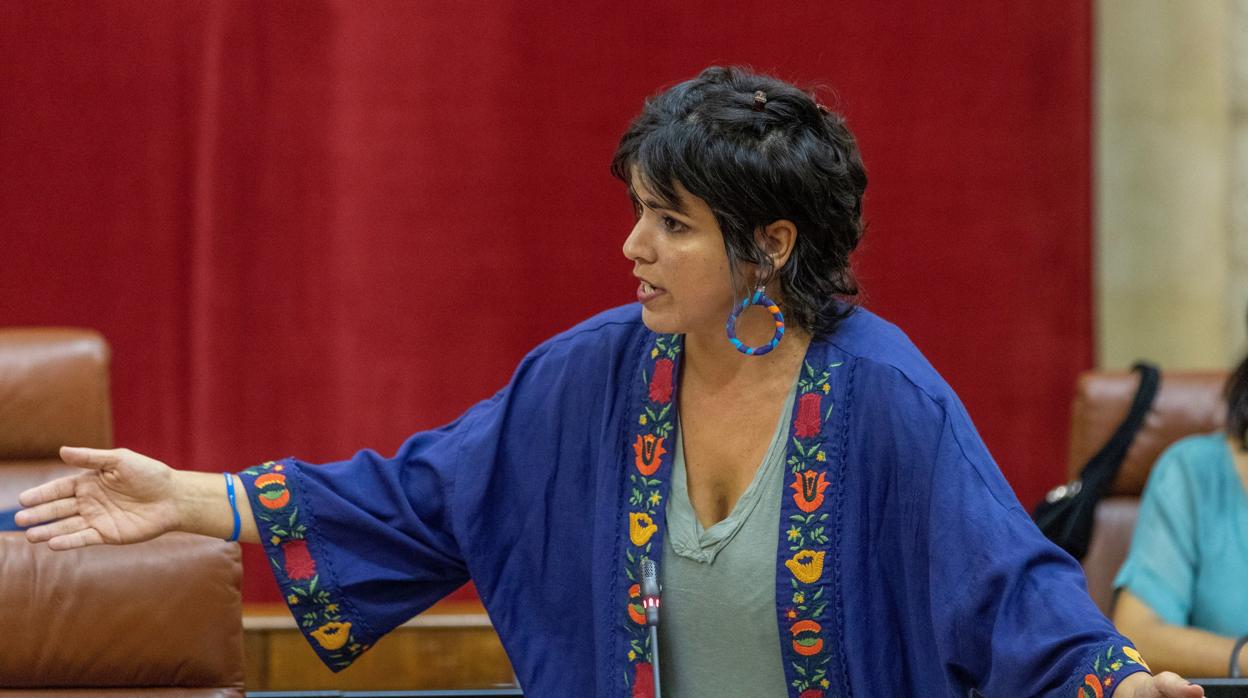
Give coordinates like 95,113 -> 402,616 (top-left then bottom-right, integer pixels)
622,219 -> 652,263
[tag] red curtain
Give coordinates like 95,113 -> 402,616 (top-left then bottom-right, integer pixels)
0,2 -> 1091,602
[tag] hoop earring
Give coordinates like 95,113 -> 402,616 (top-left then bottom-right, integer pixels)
725,287 -> 785,356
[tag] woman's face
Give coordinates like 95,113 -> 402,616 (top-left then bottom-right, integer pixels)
622,172 -> 740,338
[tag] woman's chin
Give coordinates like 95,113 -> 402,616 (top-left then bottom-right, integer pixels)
639,306 -> 683,335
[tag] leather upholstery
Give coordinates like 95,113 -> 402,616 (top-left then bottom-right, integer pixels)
0,329 -> 244,695
1069,370 -> 1228,616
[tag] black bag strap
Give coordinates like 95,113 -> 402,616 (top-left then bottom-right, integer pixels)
1077,361 -> 1160,496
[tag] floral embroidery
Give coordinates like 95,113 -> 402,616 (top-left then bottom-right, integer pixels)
239,460 -> 369,670
622,334 -> 680,698
778,360 -> 844,697
1076,645 -> 1150,697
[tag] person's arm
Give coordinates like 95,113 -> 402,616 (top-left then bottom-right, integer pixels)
17,445 -> 257,548
1115,589 -> 1246,678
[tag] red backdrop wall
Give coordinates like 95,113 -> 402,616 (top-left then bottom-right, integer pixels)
0,2 -> 1092,603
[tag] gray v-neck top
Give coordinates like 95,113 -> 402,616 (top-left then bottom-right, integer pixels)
657,378 -> 797,697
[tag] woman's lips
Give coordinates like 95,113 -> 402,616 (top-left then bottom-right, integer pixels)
636,281 -> 665,303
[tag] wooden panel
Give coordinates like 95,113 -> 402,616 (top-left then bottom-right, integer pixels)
244,601 -> 516,692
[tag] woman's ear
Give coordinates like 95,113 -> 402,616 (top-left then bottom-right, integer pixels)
756,219 -> 799,273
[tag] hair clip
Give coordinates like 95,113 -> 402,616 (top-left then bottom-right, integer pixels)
816,102 -> 830,115
752,90 -> 767,111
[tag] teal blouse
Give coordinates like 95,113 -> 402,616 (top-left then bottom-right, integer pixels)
1114,432 -> 1248,636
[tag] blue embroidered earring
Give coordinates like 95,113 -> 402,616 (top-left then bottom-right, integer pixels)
725,287 -> 785,356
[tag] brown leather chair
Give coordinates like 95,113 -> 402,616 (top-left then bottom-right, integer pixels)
1069,369 -> 1228,616
0,328 -> 244,697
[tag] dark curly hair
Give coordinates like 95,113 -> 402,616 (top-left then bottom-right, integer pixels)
1228,306 -> 1248,451
610,65 -> 868,335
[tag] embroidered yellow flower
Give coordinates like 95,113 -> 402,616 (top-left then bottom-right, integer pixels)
648,491 -> 662,506
785,549 -> 825,584
629,512 -> 658,546
1122,646 -> 1149,671
816,451 -> 826,462
639,415 -> 647,425
287,594 -> 299,605
271,535 -> 281,545
1110,660 -> 1121,671
787,526 -> 801,542
629,650 -> 637,661
310,621 -> 352,650
822,383 -> 830,394
651,348 -> 659,359
793,591 -> 805,604
326,603 -> 339,613
821,679 -> 830,688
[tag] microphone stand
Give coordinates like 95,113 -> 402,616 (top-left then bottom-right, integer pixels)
640,557 -> 663,698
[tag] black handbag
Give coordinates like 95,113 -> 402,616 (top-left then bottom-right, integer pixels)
1032,361 -> 1160,561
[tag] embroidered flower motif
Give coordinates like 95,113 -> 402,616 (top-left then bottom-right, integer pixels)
639,415 -> 647,425
632,662 -> 655,698
633,434 -> 666,476
629,512 -> 658,546
282,539 -> 316,580
794,392 -> 823,438
815,451 -> 826,462
287,594 -> 299,605
787,526 -> 801,542
793,591 -> 805,604
1122,646 -> 1149,671
649,358 -> 674,404
799,690 -> 825,698
254,472 -> 291,510
785,549 -> 825,584
627,584 -> 646,625
1079,674 -> 1103,698
310,621 -> 352,650
822,383 -> 830,394
790,470 -> 831,513
629,650 -> 637,661
790,619 -> 824,656
820,679 -> 830,689
648,491 -> 662,506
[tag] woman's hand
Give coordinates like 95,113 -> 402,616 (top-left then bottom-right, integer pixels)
1116,671 -> 1205,697
15,446 -> 181,549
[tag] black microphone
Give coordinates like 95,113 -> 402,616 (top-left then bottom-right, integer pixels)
640,557 -> 663,698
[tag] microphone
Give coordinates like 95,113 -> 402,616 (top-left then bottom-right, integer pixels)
640,557 -> 661,626
640,557 -> 663,698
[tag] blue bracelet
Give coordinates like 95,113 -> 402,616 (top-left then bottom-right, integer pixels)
224,472 -> 241,543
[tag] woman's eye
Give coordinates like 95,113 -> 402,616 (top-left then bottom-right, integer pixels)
661,216 -> 686,233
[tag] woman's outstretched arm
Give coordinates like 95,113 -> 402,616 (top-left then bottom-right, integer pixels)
15,445 -> 258,548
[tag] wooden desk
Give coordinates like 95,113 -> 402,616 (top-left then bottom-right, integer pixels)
244,600 -> 516,692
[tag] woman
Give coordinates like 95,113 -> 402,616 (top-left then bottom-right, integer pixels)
17,66 -> 1198,698
1113,343 -> 1248,678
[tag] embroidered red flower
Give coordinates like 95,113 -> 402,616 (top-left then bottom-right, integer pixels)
632,661 -> 654,698
649,358 -> 674,404
283,539 -> 316,580
633,434 -> 666,476
795,392 -> 822,438
799,690 -> 825,698
791,470 -> 831,513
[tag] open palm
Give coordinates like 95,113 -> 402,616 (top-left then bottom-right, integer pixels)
16,446 -> 180,549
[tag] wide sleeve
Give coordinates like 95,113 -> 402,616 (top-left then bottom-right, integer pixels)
236,398 -> 497,672
1112,445 -> 1198,626
924,404 -> 1152,697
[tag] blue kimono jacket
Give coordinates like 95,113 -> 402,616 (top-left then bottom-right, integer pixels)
238,304 -> 1149,698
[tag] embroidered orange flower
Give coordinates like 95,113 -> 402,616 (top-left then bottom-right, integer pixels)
629,512 -> 658,546
1079,674 -> 1103,698
633,434 -> 666,476
255,472 -> 290,510
310,621 -> 352,650
790,619 -> 823,656
1122,646 -> 1149,671
790,470 -> 831,513
785,549 -> 825,584
627,584 -> 645,625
